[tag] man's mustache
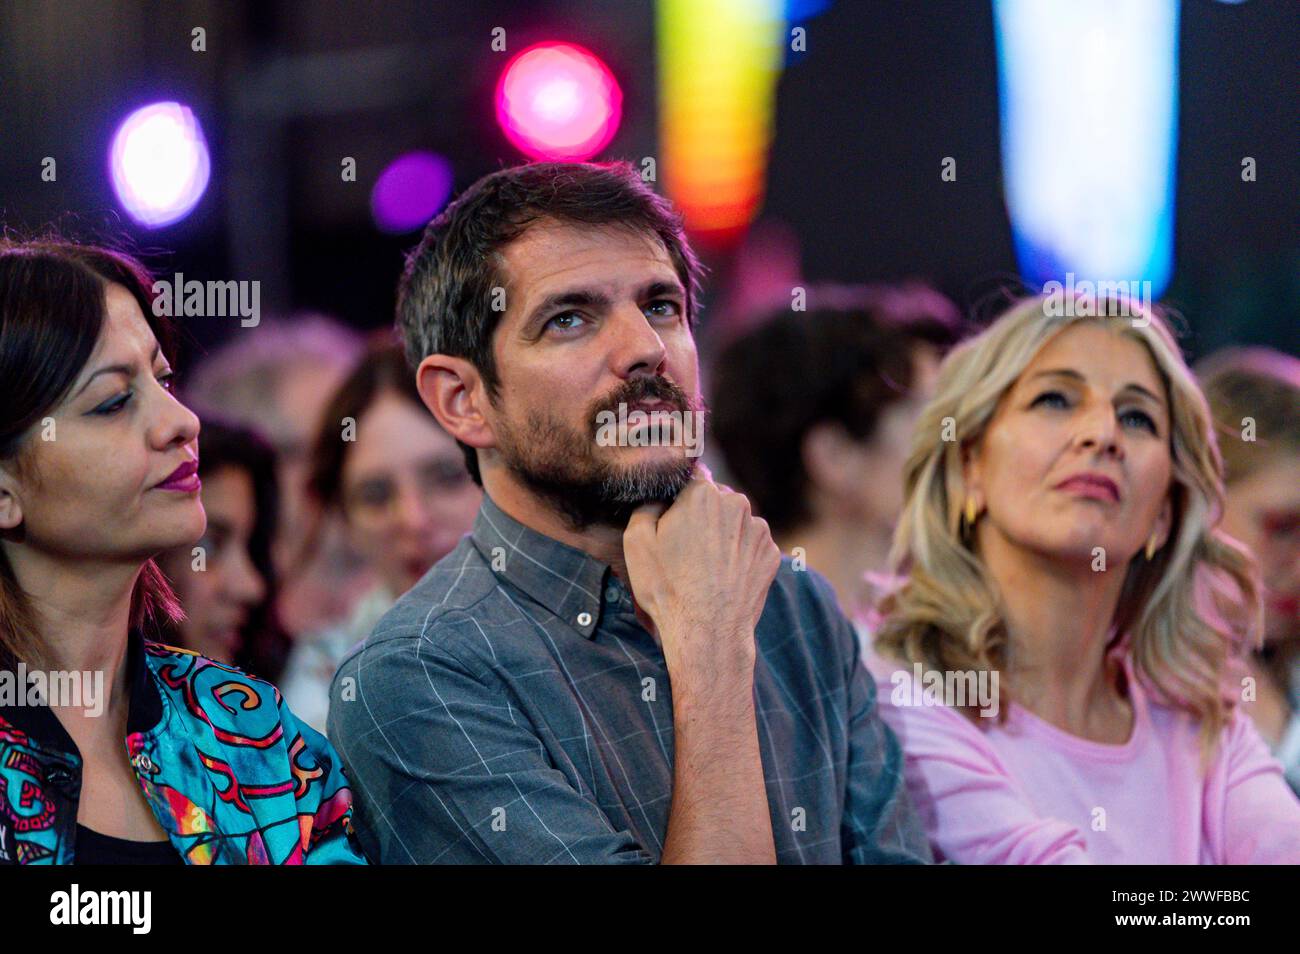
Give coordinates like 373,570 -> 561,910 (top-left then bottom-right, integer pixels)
587,376 -> 700,428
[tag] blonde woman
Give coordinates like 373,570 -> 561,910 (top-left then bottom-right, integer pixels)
867,294 -> 1300,864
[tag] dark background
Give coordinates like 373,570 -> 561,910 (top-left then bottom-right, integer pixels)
0,0 -> 1294,368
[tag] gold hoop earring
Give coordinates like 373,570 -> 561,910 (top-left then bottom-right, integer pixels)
1144,534 -> 1159,561
964,496 -> 978,528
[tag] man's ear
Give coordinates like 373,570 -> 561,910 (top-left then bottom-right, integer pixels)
416,354 -> 497,453
0,464 -> 24,532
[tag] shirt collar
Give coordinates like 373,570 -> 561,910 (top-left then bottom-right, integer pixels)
125,629 -> 163,734
469,493 -> 611,639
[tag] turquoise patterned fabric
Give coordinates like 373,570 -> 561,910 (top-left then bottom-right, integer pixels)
0,636 -> 368,865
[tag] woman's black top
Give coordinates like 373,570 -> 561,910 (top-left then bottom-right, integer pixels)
73,824 -> 184,865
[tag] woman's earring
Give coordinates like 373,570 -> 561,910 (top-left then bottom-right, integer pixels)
964,496 -> 978,528
1144,534 -> 1159,561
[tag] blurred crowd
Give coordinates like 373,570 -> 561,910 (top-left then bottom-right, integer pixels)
1,162 -> 1295,865
158,283 -> 1298,793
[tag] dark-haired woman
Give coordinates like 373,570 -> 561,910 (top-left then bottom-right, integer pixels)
280,340 -> 481,732
156,417 -> 293,685
0,238 -> 367,864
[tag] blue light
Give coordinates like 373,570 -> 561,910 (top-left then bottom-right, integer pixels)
993,0 -> 1179,298
784,0 -> 832,22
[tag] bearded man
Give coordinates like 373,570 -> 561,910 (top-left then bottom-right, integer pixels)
328,162 -> 931,865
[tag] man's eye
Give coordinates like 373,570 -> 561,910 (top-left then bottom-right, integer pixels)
546,312 -> 585,333
93,391 -> 132,415
1030,390 -> 1068,409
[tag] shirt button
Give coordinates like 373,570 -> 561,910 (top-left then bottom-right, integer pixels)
576,611 -> 593,627
604,586 -> 620,603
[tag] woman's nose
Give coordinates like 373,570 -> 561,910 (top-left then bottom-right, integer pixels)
151,386 -> 201,451
1075,399 -> 1121,457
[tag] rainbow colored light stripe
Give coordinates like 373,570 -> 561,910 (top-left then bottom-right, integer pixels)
657,0 -> 786,247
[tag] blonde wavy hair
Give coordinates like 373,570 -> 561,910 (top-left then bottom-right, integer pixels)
873,294 -> 1262,752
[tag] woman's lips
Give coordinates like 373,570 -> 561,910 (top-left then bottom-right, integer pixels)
1054,474 -> 1120,502
155,459 -> 201,493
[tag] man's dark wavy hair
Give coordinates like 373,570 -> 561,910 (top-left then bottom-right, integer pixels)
395,161 -> 706,485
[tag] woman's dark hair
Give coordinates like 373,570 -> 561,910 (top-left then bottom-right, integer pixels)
0,237 -> 182,666
306,336 -> 430,513
159,416 -> 292,683
710,300 -> 921,538
396,160 -> 707,485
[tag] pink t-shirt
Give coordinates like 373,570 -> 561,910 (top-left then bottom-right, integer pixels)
866,651 -> 1300,864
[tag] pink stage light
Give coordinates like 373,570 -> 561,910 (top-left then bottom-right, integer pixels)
495,42 -> 622,161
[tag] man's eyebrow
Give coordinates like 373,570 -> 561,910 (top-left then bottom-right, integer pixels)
74,343 -> 162,398
1029,368 -> 1164,405
640,278 -> 686,301
524,288 -> 612,327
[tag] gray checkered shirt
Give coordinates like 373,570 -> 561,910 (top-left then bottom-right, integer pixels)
328,493 -> 932,864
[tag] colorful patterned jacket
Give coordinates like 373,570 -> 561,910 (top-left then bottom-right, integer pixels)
0,632 -> 368,864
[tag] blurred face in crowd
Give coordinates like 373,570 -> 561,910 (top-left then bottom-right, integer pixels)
836,342 -> 942,528
265,359 -> 351,561
340,389 -> 481,596
1221,452 -> 1300,643
262,357 -> 373,638
484,220 -> 703,527
0,284 -> 204,566
162,465 -> 266,663
964,322 -> 1173,569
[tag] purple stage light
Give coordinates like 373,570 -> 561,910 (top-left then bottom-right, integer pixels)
108,102 -> 211,228
370,151 -> 454,234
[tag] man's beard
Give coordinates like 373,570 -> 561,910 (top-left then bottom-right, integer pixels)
494,376 -> 705,532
